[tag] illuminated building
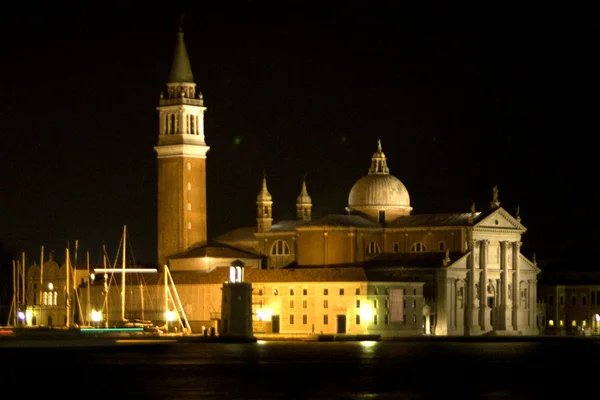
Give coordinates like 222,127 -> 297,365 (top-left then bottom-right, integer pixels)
156,28 -> 543,337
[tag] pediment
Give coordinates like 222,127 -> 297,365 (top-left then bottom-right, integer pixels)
475,208 -> 525,231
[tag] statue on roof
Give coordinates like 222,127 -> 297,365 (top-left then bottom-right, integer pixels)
491,185 -> 500,209
377,138 -> 382,152
471,202 -> 476,214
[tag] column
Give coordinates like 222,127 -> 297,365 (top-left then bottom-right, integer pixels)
435,271 -> 450,335
159,111 -> 166,135
466,240 -> 479,335
479,240 -> 491,331
512,241 -> 521,331
500,241 -> 510,330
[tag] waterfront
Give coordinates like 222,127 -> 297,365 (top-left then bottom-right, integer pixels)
3,338 -> 595,399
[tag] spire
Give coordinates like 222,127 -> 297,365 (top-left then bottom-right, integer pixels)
256,171 -> 273,232
296,176 -> 312,221
167,18 -> 194,84
368,139 -> 390,175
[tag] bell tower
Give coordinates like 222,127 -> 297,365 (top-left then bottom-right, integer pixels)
155,25 -> 209,267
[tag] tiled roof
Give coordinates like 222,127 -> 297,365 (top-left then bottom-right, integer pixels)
386,212 -> 486,228
169,266 -> 369,284
169,241 -> 263,259
298,214 -> 381,228
270,220 -> 310,232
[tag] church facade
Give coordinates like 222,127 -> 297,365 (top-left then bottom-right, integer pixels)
156,28 -> 543,337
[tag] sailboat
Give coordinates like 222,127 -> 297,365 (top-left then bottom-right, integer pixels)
84,225 -> 192,336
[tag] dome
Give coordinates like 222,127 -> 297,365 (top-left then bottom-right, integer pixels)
348,174 -> 410,208
347,140 -> 412,217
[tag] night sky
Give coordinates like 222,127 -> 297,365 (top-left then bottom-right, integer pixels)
0,6 -> 597,270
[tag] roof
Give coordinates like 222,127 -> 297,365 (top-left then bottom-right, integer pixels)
298,214 -> 381,228
167,29 -> 194,83
386,211 -> 488,228
169,266 -> 369,285
168,241 -> 262,260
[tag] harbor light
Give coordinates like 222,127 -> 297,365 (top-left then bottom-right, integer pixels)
165,310 -> 176,322
91,310 -> 103,322
17,311 -> 25,321
359,305 -> 374,322
256,308 -> 273,321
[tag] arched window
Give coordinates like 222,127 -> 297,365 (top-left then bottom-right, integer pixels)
410,242 -> 427,252
271,240 -> 290,256
366,242 -> 381,254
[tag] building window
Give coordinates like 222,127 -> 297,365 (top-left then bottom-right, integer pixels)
289,300 -> 294,309
355,288 -> 360,295
356,315 -> 360,325
384,314 -> 389,324
324,289 -> 328,295
339,288 -> 345,295
410,242 -> 427,252
393,242 -> 400,253
323,300 -> 328,309
271,240 -> 290,256
324,315 -> 329,325
438,242 -> 445,251
303,289 -> 308,295
258,289 -> 263,296
366,242 -> 381,254
549,295 -> 553,306
303,300 -> 307,308
560,296 -> 564,306
290,289 -> 294,295
374,315 -> 378,325
187,182 -> 191,190
187,162 -> 191,170
583,295 -> 587,306
356,300 -> 360,308
413,315 -> 416,324
412,300 -> 416,308
303,314 -> 308,325
413,288 -> 417,295
188,222 -> 192,230
187,203 -> 191,211
374,299 -> 378,309
273,289 -> 278,296
548,319 -> 554,327
385,299 -> 389,309
289,315 -> 295,325
374,288 -> 379,295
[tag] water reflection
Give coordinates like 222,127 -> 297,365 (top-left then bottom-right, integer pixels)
3,338 -> 598,399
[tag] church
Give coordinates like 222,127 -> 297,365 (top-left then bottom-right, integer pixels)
155,27 -> 543,337
19,27 -> 543,337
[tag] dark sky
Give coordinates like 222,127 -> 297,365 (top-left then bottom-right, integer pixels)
0,6 -> 597,268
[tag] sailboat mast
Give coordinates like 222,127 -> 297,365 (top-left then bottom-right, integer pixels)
40,246 -> 44,323
103,247 -> 108,328
12,260 -> 16,326
65,248 -> 71,328
121,225 -> 126,321
86,250 -> 91,326
21,252 -> 25,316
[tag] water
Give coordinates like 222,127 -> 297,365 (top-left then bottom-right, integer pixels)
4,338 -> 596,399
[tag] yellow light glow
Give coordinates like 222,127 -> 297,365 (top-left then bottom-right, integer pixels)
595,314 -> 600,323
91,310 -> 103,322
256,340 -> 267,345
359,305 -> 374,322
165,310 -> 176,322
360,340 -> 378,348
256,308 -> 272,321
47,282 -> 53,291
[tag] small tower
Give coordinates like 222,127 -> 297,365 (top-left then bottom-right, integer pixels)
256,172 -> 273,232
296,176 -> 312,221
220,259 -> 254,340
